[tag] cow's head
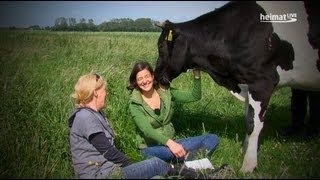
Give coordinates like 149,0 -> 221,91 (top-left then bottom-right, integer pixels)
154,20 -> 190,88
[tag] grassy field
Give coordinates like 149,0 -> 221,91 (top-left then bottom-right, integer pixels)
0,30 -> 319,178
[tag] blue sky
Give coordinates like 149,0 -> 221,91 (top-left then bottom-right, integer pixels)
0,1 -> 229,28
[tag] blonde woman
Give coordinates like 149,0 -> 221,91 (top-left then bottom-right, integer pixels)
68,73 -> 203,179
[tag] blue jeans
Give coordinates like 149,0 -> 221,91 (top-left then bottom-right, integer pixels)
141,134 -> 219,162
121,157 -> 170,179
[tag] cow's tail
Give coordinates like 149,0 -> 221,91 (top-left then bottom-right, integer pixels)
271,33 -> 295,70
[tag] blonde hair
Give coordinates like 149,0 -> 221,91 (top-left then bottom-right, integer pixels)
71,73 -> 106,108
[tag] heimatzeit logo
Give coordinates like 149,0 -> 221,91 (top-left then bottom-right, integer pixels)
260,13 -> 297,23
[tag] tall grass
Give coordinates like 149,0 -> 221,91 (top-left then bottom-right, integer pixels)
0,30 -> 319,178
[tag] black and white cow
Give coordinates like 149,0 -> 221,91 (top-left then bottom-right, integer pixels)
154,1 -> 320,173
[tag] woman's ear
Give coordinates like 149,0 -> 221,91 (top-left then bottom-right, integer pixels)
94,90 -> 98,97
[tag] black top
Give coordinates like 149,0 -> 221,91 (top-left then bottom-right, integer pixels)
89,132 -> 132,167
154,108 -> 160,115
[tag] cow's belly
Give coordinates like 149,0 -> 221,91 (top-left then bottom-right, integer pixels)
258,1 -> 320,91
277,64 -> 320,91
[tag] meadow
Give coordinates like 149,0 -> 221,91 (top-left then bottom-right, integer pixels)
0,30 -> 319,178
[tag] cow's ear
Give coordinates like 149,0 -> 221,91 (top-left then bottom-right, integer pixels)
155,21 -> 164,29
155,20 -> 171,30
174,28 -> 180,38
164,20 -> 171,28
171,28 -> 180,41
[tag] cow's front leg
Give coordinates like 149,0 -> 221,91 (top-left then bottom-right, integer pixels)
240,80 -> 275,173
240,92 -> 264,173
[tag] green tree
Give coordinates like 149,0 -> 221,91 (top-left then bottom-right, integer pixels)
54,17 -> 68,31
98,21 -> 108,31
68,18 -> 77,31
88,19 -> 97,31
77,18 -> 88,31
134,18 -> 153,32
28,25 -> 41,30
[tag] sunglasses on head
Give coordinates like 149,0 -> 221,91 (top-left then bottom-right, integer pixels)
94,73 -> 100,81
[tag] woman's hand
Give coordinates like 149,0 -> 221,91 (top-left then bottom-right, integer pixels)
166,139 -> 186,158
193,68 -> 201,79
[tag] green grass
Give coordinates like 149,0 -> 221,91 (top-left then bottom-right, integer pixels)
0,30 -> 319,178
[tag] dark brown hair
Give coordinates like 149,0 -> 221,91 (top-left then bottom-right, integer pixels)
127,61 -> 157,91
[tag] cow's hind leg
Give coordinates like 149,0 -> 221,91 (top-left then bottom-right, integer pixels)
240,81 -> 275,173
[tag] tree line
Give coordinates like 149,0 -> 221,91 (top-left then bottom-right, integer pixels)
9,17 -> 162,32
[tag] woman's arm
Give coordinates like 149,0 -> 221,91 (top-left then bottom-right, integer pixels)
171,69 -> 202,102
89,132 -> 132,167
130,104 -> 187,158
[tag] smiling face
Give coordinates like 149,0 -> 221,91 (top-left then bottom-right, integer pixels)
136,68 -> 154,93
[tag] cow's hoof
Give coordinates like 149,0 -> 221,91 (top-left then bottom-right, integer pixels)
240,166 -> 256,173
240,167 -> 257,173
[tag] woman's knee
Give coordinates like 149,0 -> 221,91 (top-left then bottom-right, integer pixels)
205,134 -> 220,147
202,134 -> 219,156
152,157 -> 170,171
